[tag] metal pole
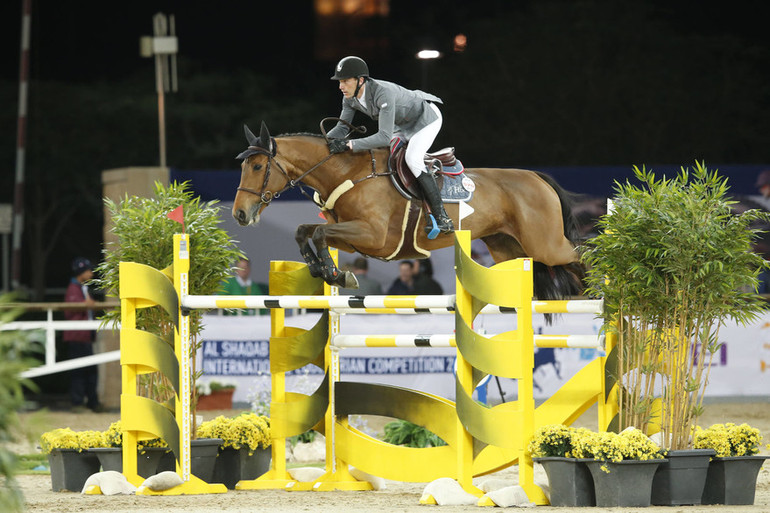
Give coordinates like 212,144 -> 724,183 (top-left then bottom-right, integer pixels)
154,14 -> 167,168
2,234 -> 7,291
12,0 -> 32,290
156,65 -> 166,167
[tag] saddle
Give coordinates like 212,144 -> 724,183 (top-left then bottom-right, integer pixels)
388,138 -> 472,203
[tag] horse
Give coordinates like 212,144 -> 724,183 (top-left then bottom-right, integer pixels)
232,122 -> 584,301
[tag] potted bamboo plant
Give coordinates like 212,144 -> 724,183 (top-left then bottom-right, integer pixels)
582,163 -> 769,505
94,182 -> 241,444
95,181 -> 241,433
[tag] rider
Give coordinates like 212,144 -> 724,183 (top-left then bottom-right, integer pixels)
326,56 -> 454,237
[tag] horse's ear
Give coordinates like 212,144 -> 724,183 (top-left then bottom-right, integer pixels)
244,124 -> 258,146
258,121 -> 271,149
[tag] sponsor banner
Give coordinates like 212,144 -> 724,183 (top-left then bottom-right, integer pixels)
198,312 -> 770,405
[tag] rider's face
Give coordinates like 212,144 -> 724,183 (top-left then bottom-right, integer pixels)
338,77 -> 362,99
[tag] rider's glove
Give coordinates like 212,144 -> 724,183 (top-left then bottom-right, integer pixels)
328,139 -> 350,154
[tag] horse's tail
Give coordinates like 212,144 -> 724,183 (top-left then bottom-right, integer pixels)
534,171 -> 581,245
532,172 -> 585,320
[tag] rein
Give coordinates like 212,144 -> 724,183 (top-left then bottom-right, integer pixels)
237,143 -> 389,207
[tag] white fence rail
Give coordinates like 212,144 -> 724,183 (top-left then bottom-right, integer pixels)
0,302 -> 119,378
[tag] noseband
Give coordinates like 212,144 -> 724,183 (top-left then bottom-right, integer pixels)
236,143 -> 335,206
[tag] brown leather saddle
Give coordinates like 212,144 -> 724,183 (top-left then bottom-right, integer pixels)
388,137 -> 462,200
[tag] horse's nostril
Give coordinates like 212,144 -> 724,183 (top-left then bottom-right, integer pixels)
235,209 -> 245,223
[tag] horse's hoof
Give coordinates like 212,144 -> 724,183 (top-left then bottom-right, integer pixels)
342,272 -> 359,289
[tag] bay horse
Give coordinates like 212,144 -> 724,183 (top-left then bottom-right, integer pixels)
232,122 -> 583,301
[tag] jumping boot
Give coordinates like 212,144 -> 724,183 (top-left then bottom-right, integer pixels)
416,172 -> 455,239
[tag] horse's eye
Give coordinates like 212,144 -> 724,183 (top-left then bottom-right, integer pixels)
252,164 -> 262,171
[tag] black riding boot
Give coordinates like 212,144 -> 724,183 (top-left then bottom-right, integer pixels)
416,172 -> 454,238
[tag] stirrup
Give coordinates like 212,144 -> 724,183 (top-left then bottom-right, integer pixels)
424,214 -> 454,239
426,214 -> 440,240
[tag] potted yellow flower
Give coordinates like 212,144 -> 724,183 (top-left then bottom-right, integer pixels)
39,428 -> 103,492
572,428 -> 666,508
528,425 -> 595,507
88,421 -> 169,478
197,413 -> 271,489
693,423 -> 768,505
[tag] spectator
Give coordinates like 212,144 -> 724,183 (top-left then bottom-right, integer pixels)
754,171 -> 770,292
754,170 -> 770,211
64,257 -> 102,412
413,258 -> 443,295
386,260 -> 415,295
220,256 -> 268,315
338,257 -> 383,295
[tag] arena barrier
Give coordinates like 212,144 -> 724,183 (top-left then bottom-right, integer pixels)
118,231 -> 618,502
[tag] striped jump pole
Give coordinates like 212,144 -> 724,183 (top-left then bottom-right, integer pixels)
181,294 -> 455,311
331,299 -> 603,315
331,333 -> 605,349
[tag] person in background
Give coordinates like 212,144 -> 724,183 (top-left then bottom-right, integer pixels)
338,257 -> 383,295
756,170 -> 770,205
412,258 -> 443,295
64,257 -> 102,412
220,256 -> 268,315
753,170 -> 770,292
386,260 -> 415,295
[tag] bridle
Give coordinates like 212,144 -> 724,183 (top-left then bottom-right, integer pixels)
236,144 -> 335,206
236,119 -> 385,208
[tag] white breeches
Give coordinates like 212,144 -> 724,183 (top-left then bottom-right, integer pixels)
405,103 -> 442,178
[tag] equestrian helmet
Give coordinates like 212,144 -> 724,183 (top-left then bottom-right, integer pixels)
331,56 -> 369,80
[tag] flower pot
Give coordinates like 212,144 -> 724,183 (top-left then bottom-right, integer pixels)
89,447 -> 169,477
212,446 -> 271,489
197,389 -> 235,410
701,455 -> 769,505
533,457 -> 595,507
156,438 -> 223,482
585,458 -> 666,508
651,448 -> 714,505
48,448 -> 101,492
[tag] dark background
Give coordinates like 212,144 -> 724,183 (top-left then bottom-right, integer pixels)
1,0 -> 769,298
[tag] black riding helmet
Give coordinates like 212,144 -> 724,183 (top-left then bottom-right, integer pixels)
330,56 -> 369,80
331,56 -> 369,98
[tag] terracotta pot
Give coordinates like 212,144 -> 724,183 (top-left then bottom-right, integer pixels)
197,389 -> 235,410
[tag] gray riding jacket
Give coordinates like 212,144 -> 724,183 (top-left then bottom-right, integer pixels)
327,78 -> 442,151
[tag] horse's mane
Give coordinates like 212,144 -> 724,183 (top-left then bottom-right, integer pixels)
277,132 -> 325,139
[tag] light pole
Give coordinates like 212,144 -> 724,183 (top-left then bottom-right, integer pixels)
416,49 -> 441,90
